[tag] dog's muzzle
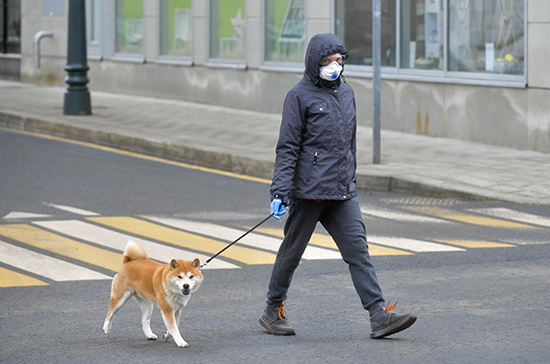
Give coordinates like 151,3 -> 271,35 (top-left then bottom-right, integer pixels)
182,283 -> 190,295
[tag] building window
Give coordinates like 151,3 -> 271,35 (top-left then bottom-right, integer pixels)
264,0 -> 305,63
333,0 -> 526,85
0,0 -> 20,54
401,0 -> 444,70
160,0 -> 192,57
115,0 -> 144,54
209,0 -> 246,61
334,0 -> 396,67
448,0 -> 524,75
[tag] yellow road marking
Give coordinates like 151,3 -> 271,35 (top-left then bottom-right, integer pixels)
3,127 -> 271,185
435,239 -> 516,249
0,224 -> 122,272
252,227 -> 413,256
88,216 -> 276,265
0,267 -> 49,287
404,206 -> 536,229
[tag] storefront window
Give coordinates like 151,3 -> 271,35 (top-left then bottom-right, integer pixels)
264,0 -> 305,63
209,0 -> 246,60
160,0 -> 192,57
449,0 -> 524,75
334,0 -> 396,67
115,0 -> 144,54
401,0 -> 444,70
0,0 -> 20,54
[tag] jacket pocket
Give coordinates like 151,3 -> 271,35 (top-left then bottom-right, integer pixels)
306,151 -> 319,182
295,150 -> 317,184
308,103 -> 328,116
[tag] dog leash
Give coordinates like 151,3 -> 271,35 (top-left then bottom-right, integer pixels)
201,213 -> 274,268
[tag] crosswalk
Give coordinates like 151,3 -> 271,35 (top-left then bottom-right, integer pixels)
0,203 -> 549,287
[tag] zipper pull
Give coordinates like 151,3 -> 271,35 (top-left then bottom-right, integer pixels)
313,152 -> 318,165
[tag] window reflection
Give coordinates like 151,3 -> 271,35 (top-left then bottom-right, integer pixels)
115,0 -> 144,54
334,0 -> 396,67
449,0 -> 524,74
401,0 -> 444,70
209,0 -> 246,60
160,0 -> 192,57
264,0 -> 305,63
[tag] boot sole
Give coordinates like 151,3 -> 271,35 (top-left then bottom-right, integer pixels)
370,314 -> 417,339
258,316 -> 296,336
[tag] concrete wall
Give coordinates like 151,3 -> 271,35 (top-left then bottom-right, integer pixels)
16,0 -> 550,153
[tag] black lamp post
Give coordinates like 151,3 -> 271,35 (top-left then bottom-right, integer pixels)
63,0 -> 91,115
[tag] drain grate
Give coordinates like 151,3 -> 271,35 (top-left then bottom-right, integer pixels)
381,197 -> 465,205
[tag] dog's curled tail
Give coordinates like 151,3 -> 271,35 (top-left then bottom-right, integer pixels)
122,240 -> 148,263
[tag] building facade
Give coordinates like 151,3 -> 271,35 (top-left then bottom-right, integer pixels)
6,0 -> 550,152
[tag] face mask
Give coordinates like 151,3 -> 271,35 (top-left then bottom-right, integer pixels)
319,62 -> 343,81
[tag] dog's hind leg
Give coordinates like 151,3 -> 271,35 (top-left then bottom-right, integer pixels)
135,296 -> 158,340
103,277 -> 134,335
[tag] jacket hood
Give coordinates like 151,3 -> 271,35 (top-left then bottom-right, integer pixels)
304,33 -> 348,85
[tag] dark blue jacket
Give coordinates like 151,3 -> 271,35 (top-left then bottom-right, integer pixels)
271,33 -> 358,204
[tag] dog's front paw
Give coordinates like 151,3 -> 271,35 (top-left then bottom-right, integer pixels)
102,322 -> 111,335
175,338 -> 189,348
146,333 -> 158,340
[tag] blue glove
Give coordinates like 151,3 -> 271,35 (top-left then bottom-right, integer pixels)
270,199 -> 286,220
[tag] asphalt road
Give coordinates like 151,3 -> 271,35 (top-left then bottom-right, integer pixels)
1,128 -> 549,364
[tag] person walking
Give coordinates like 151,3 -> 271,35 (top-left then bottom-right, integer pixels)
258,33 -> 417,339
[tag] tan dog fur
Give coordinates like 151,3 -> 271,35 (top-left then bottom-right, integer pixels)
102,240 -> 203,347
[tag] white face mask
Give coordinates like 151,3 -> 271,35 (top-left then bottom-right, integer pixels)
319,61 -> 343,81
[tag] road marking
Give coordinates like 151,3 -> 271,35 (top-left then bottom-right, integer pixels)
0,224 -> 122,272
504,239 -> 549,246
434,239 -> 516,249
252,227 -> 413,256
0,266 -> 49,287
0,240 -> 111,282
469,208 -> 550,228
360,205 -> 451,224
44,203 -> 100,216
141,216 -> 343,260
369,236 -> 465,252
34,220 -> 238,270
87,216 -> 277,265
403,206 -> 536,229
3,212 -> 51,220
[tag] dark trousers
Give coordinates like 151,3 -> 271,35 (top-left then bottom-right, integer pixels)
266,197 -> 385,314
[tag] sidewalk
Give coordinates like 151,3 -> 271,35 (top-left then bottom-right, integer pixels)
1,80 -> 549,205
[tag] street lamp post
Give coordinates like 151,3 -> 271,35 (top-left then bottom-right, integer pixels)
63,0 -> 91,115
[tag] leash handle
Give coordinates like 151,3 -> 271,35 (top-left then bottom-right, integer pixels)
201,213 -> 274,268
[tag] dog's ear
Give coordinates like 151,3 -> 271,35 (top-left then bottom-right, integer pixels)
170,259 -> 179,270
192,258 -> 200,269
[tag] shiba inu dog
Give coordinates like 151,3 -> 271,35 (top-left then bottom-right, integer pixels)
102,240 -> 203,347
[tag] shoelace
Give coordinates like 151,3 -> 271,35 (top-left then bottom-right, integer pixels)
383,300 -> 397,312
278,301 -> 288,322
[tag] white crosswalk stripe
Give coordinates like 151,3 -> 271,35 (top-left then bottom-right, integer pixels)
361,205 -> 451,224
369,236 -> 465,252
3,201 -> 546,287
33,220 -> 239,270
141,215 -> 343,260
469,208 -> 550,228
0,240 -> 111,281
44,203 -> 100,216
